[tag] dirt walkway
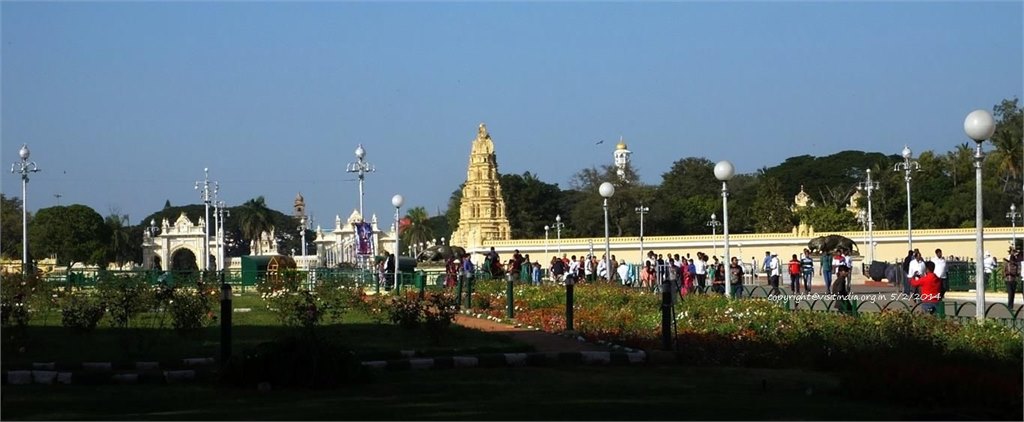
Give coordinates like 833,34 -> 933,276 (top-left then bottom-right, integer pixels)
453,314 -> 612,353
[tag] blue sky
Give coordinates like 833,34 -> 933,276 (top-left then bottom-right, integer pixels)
2,1 -> 1022,230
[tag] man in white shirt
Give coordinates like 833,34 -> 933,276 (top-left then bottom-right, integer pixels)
694,253 -> 708,290
768,252 -> 781,295
597,254 -> 608,280
983,250 -> 997,288
932,248 -> 948,300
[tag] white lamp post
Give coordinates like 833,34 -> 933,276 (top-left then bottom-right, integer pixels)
299,216 -> 308,269
635,204 -> 649,263
194,168 -> 217,271
965,109 -> 996,321
715,160 -> 735,298
554,214 -> 564,255
1009,204 -> 1020,248
706,213 -> 721,258
599,182 -> 615,282
858,169 -> 880,264
392,194 -> 404,289
894,146 -> 920,250
347,144 -> 375,222
11,144 -> 40,276
544,225 -> 550,255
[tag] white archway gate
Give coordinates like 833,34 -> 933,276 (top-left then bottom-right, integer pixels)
143,212 -> 211,271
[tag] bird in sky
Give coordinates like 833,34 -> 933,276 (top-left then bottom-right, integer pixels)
595,140 -> 604,145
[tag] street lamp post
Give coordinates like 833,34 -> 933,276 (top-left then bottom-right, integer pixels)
392,194 -> 404,292
195,168 -> 217,271
715,161 -> 735,298
706,213 -> 721,258
299,216 -> 308,270
11,144 -> 40,276
554,215 -> 564,256
599,182 -> 615,282
347,144 -> 375,221
544,225 -> 550,255
1008,204 -> 1020,249
965,109 -> 997,322
858,169 -> 880,264
635,204 -> 649,263
894,146 -> 920,250
216,201 -> 229,271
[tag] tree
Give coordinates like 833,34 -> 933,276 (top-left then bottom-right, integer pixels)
237,197 -> 274,254
105,212 -> 134,267
1,194 -> 25,259
499,172 -> 564,238
750,177 -> 795,233
29,205 -> 109,266
401,206 -> 434,251
794,205 -> 859,232
446,186 -> 463,233
990,98 -> 1023,198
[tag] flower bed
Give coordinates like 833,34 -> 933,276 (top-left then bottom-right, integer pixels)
464,281 -> 1023,408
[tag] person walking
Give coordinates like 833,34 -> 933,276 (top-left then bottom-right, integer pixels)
788,254 -> 802,294
911,261 -> 942,315
932,248 -> 948,301
832,265 -> 853,314
984,251 -> 998,290
800,249 -> 814,293
1004,248 -> 1021,308
730,256 -> 745,298
694,253 -> 708,292
768,252 -> 781,296
820,249 -> 833,294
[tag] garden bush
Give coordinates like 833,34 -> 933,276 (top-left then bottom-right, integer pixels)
59,292 -> 105,332
168,284 -> 217,332
1,273 -> 41,328
95,274 -> 154,328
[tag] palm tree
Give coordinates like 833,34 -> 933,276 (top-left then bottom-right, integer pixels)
105,213 -> 131,267
990,98 -> 1023,192
401,206 -> 434,253
237,197 -> 274,254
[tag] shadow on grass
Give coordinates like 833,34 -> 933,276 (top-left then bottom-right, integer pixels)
1,323 -> 532,366
3,365 -> 1020,420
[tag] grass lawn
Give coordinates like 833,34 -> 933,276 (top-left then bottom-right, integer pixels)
2,293 -> 530,366
3,365 -> 1015,421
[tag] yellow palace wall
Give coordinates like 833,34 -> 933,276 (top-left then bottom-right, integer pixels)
479,227 -> 1021,269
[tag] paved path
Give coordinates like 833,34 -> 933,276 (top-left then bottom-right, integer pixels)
453,314 -> 612,353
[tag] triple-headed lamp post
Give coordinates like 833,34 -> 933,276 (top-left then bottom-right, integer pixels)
11,144 -> 40,276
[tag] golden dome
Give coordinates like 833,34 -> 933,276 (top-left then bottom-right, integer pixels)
616,137 -> 628,150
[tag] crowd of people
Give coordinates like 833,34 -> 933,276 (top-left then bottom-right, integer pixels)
389,244 -> 1022,311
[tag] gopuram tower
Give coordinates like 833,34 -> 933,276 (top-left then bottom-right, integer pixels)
449,123 -> 512,250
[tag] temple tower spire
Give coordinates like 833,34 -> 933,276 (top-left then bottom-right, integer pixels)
449,123 -> 512,249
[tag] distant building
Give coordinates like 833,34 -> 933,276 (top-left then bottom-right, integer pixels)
449,123 -> 512,251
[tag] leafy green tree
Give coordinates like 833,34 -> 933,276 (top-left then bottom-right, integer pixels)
29,205 -> 109,266
105,213 -> 134,267
1,194 -> 25,259
237,197 -> 274,254
499,172 -> 564,238
990,98 -> 1023,198
750,177 -> 795,233
401,206 -> 435,252
794,204 -> 859,232
446,186 -> 463,233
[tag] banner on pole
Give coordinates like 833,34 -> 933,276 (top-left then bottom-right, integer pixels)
355,222 -> 373,255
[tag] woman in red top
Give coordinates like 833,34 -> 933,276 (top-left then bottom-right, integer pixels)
911,261 -> 942,315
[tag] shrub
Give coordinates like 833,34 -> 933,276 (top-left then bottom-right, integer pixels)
60,292 -> 106,332
423,293 -> 459,342
95,274 -> 154,328
168,284 -> 217,332
388,293 -> 422,329
0,273 -> 41,328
